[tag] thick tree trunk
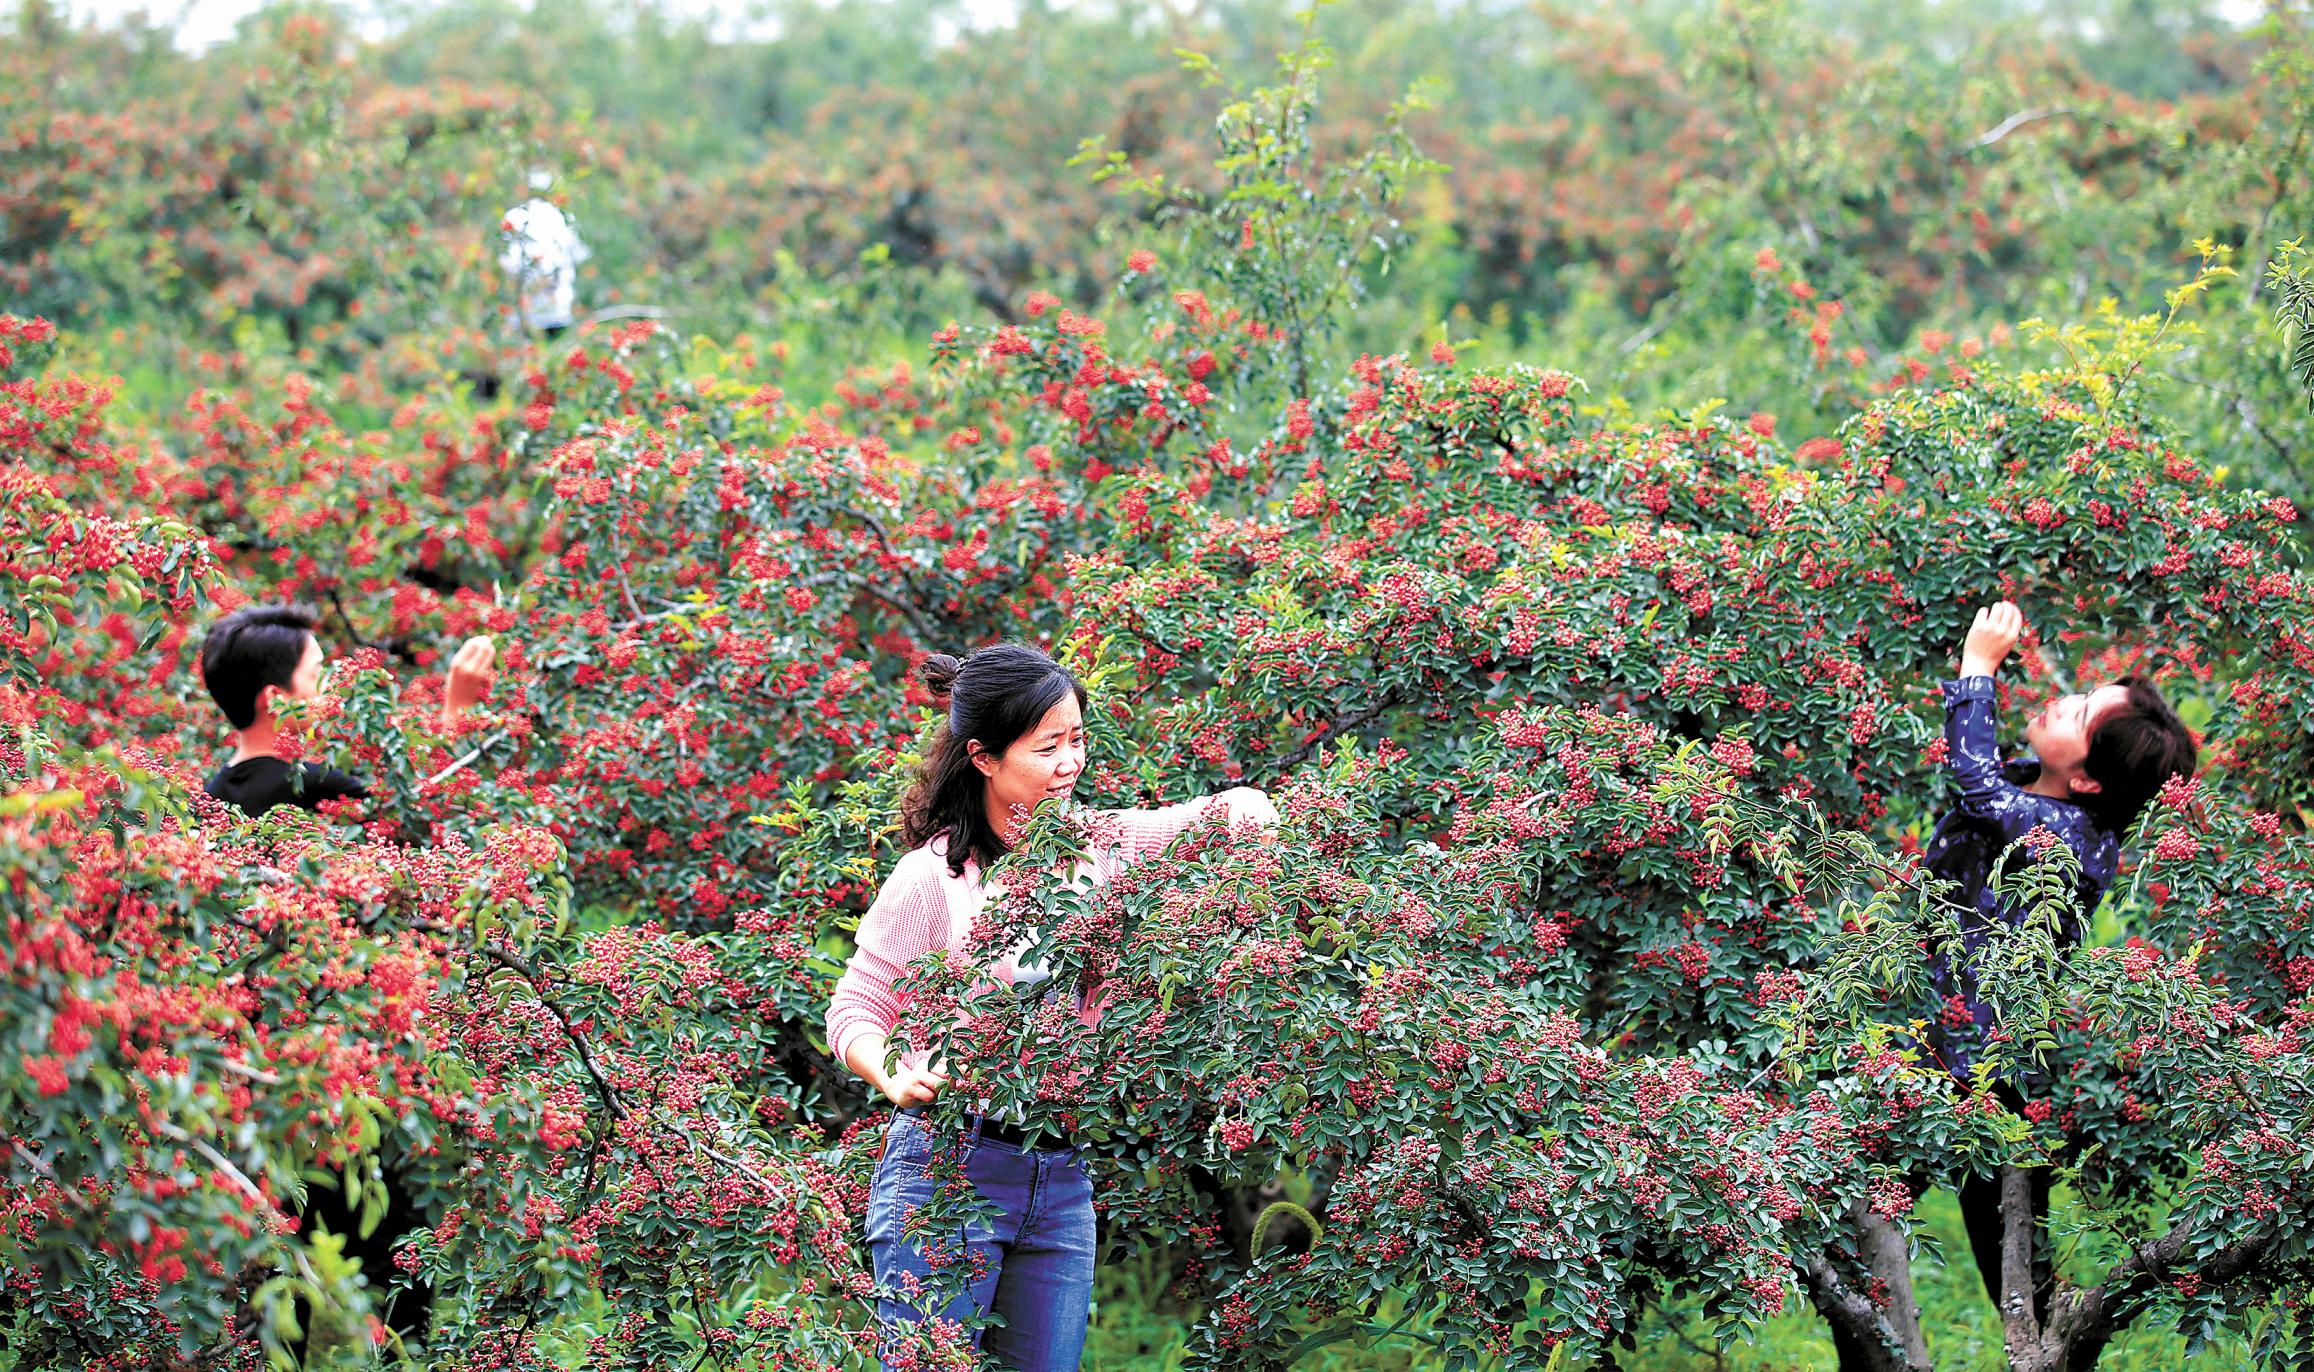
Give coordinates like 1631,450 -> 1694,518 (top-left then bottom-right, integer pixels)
1812,1198 -> 1932,1372
1855,1208 -> 1933,1371
1978,1160 -> 2293,1372
1996,1164 -> 2060,1372
1803,1242 -> 1930,1372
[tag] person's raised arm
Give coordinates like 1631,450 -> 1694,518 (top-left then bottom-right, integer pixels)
440,636 -> 497,730
1215,785 -> 1280,830
1957,602 -> 2023,683
1943,602 -> 2034,827
1107,785 -> 1280,864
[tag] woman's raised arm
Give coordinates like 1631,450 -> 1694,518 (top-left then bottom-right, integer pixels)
1103,786 -> 1279,864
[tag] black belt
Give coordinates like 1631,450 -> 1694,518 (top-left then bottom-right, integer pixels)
896,1107 -> 1063,1150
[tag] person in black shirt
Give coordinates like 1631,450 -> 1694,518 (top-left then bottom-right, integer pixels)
200,602 -> 495,817
205,755 -> 372,817
196,601 -> 496,1352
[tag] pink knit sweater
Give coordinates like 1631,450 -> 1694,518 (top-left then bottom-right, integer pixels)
825,794 -> 1241,1077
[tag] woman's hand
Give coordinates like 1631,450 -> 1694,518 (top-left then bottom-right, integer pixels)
1959,601 -> 2024,679
1220,786 -> 1281,830
844,1031 -> 947,1107
881,1066 -> 948,1109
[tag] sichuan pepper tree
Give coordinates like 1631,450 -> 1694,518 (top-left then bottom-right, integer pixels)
931,341 -> 2311,1364
842,112 -> 2314,1361
16,199 -> 2314,1372
860,382 -> 2314,1361
19,243 -> 2314,1372
1,370 -> 880,1368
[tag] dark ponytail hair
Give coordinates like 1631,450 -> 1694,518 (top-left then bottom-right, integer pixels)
900,643 -> 1088,877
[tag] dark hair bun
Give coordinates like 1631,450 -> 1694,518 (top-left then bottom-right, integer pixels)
919,652 -> 963,697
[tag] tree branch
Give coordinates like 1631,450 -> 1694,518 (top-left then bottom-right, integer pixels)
2158,367 -> 2303,480
155,1120 -> 272,1213
665,1116 -> 780,1199
1799,1251 -> 1912,1372
1618,294 -> 1683,357
1963,107 -> 2078,153
217,1057 -> 284,1085
859,581 -> 944,645
2052,1213 -> 2285,1368
412,921 -> 627,1120
1269,688 -> 1402,778
1122,619 -> 1182,658
419,731 -> 506,791
1728,11 -> 1819,252
1997,1164 -> 2046,1365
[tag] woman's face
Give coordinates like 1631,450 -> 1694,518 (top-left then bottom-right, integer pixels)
972,691 -> 1086,841
2024,681 -> 2130,788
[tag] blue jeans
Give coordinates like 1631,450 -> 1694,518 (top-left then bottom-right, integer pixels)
866,1111 -> 1095,1372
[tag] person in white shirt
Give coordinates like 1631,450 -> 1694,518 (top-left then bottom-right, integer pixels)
499,171 -> 589,335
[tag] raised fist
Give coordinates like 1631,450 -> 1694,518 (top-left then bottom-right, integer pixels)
1959,602 -> 2024,679
444,635 -> 498,720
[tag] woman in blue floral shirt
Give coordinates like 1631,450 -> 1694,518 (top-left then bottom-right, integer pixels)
1920,600 -> 2198,1321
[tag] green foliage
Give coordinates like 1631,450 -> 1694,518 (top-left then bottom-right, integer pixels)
2266,238 -> 2314,415
7,2 -> 2314,1370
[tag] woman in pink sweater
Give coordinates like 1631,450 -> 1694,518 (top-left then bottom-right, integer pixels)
827,643 -> 1276,1370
